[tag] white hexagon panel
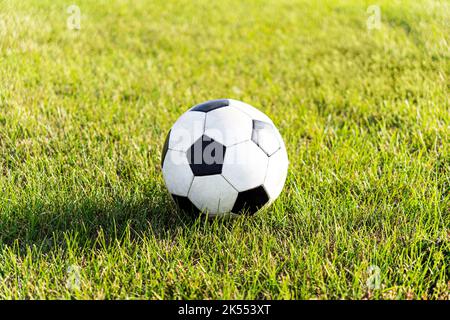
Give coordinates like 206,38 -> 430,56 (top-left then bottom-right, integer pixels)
188,175 -> 238,215
221,140 -> 269,192
204,106 -> 252,147
162,149 -> 194,197
168,110 -> 205,152
251,120 -> 281,156
263,147 -> 289,201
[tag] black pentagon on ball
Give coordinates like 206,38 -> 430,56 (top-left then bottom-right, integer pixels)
171,194 -> 200,217
161,129 -> 171,167
190,99 -> 229,112
187,135 -> 226,176
232,185 -> 269,215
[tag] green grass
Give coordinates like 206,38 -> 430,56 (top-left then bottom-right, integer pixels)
0,0 -> 448,299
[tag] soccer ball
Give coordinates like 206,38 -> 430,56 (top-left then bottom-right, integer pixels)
161,99 -> 288,217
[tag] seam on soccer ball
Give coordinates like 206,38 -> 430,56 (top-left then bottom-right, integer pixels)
220,173 -> 239,193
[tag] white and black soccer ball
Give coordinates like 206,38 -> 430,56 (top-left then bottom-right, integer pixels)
161,99 -> 288,217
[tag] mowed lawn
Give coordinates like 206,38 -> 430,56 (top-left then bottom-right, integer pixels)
0,0 -> 448,299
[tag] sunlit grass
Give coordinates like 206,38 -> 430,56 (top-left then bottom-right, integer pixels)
0,0 -> 448,299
